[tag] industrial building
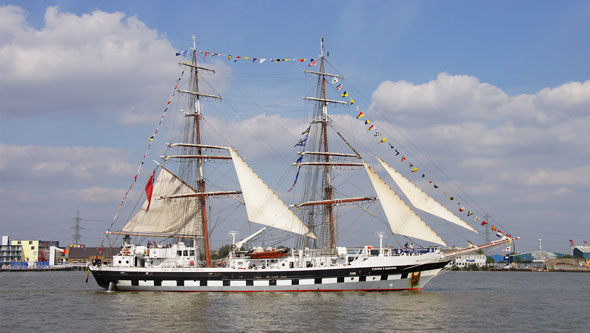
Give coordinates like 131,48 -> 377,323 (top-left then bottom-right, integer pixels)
67,247 -> 120,265
573,245 -> 590,259
453,254 -> 486,268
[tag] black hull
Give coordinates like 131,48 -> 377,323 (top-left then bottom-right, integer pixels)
91,260 -> 450,292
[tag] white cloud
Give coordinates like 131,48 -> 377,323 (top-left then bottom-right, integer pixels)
0,5 -> 178,122
365,72 -> 590,227
519,166 -> 590,187
55,186 -> 126,204
0,143 -> 135,182
370,72 -> 590,127
370,72 -> 509,123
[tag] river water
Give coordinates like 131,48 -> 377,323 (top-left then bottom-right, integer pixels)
0,270 -> 588,332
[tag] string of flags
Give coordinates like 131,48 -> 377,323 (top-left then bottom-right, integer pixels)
108,70 -> 186,228
288,125 -> 311,192
326,73 -> 512,238
176,49 -> 317,66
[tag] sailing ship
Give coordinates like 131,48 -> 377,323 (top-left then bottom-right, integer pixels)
90,38 -> 512,292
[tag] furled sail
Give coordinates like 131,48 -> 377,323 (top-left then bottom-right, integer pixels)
363,162 -> 446,246
121,168 -> 203,236
229,149 -> 316,239
376,156 -> 477,233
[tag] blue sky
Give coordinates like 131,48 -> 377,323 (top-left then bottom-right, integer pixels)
1,1 -> 589,253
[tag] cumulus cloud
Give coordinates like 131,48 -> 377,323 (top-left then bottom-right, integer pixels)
55,186 -> 126,204
370,72 -> 590,126
0,143 -> 136,182
366,72 -> 589,220
0,5 -> 177,122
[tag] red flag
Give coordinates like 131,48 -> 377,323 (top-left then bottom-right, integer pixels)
481,221 -> 488,226
145,170 -> 155,211
308,59 -> 317,66
569,240 -> 574,246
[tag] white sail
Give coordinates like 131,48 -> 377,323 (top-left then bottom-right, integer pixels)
376,156 -> 478,233
363,162 -> 446,246
229,149 -> 316,239
122,169 -> 203,235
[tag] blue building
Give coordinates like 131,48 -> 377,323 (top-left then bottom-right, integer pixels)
573,246 -> 590,259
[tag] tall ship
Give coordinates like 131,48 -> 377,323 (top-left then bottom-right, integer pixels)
90,38 -> 512,292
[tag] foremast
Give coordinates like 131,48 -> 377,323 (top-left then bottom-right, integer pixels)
298,38 -> 373,250
174,37 -> 222,266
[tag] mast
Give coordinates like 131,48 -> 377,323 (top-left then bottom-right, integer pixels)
169,35 -> 220,266
298,38 -> 372,250
319,38 -> 336,249
191,36 -> 211,267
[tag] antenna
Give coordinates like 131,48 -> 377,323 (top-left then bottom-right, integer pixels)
229,231 -> 239,247
376,232 -> 386,256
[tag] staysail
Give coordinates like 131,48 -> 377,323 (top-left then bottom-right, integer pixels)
122,168 -> 203,236
376,156 -> 477,233
363,162 -> 446,246
229,149 -> 316,238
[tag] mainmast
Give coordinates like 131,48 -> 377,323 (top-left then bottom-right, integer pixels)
300,38 -> 372,249
319,39 -> 336,249
192,36 -> 210,267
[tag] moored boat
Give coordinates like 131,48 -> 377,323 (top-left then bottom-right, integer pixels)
90,37 -> 513,292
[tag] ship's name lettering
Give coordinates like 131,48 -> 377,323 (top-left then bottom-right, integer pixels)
372,266 -> 396,271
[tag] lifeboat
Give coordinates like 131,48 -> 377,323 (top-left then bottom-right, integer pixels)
248,248 -> 289,259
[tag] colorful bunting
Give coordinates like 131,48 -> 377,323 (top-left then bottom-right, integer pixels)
229,49 -> 516,243
176,50 -> 189,57
289,125 -> 312,192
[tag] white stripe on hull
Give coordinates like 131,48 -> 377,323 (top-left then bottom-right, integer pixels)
113,268 -> 443,292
